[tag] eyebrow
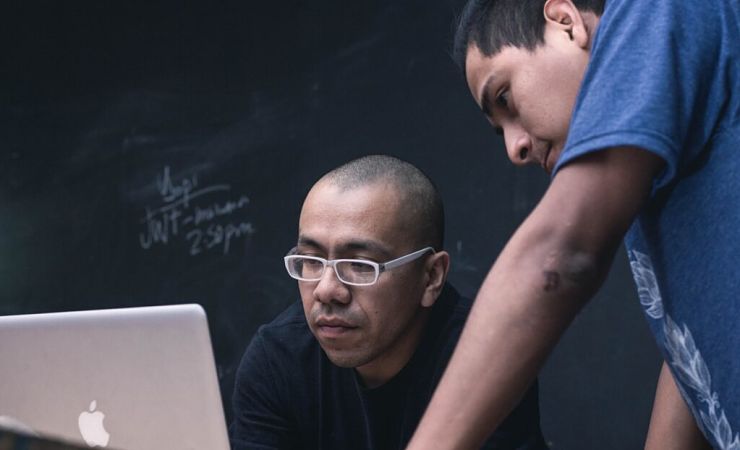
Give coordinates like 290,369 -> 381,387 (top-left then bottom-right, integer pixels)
296,236 -> 326,252
296,236 -> 392,258
479,75 -> 496,118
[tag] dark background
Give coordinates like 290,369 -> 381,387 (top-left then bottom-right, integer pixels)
1,1 -> 661,448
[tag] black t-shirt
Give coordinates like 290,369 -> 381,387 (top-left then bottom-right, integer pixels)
230,284 -> 547,449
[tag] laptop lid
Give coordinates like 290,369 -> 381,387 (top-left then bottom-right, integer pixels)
0,304 -> 230,450
0,423 -> 92,450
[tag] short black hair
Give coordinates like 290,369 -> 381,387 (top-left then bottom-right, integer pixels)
321,155 -> 445,251
453,0 -> 605,72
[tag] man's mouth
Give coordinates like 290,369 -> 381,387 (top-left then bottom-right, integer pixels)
315,317 -> 357,338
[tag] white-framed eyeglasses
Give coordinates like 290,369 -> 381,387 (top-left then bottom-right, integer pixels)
284,246 -> 435,286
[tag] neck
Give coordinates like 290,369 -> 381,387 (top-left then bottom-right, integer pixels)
582,11 -> 601,50
355,309 -> 431,389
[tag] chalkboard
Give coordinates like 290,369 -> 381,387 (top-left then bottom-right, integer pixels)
2,1 -> 661,448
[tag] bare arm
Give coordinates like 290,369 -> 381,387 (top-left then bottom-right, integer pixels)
406,148 -> 664,450
644,362 -> 711,450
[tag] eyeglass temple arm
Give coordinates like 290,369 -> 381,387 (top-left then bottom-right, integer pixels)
380,247 -> 435,271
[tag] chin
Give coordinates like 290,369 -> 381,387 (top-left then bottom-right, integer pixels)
322,348 -> 369,369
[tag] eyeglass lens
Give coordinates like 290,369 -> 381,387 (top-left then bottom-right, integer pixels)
287,257 -> 377,285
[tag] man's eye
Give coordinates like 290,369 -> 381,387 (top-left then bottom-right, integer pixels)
496,90 -> 510,108
349,261 -> 375,273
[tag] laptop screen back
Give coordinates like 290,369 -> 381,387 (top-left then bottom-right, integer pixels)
0,304 -> 229,450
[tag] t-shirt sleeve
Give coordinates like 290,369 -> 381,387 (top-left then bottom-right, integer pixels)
553,0 -> 728,189
229,331 -> 299,450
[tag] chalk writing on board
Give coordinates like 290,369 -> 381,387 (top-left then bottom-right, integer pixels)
139,166 -> 256,256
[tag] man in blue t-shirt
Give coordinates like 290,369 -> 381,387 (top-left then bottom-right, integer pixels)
407,0 -> 739,449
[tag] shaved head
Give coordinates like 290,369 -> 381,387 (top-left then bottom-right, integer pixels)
316,155 -> 445,250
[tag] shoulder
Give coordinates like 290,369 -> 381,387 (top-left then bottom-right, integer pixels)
435,284 -> 474,331
596,0 -> 727,36
237,301 -> 318,377
230,302 -> 323,449
254,300 -> 310,342
419,284 -> 474,365
560,0 -> 736,189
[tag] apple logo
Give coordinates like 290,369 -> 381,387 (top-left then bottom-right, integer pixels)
78,400 -> 110,447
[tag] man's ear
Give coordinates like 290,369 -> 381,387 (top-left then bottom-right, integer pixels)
543,0 -> 592,50
420,251 -> 450,308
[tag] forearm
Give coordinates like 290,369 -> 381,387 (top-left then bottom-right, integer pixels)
407,212 -> 611,449
407,148 -> 663,450
644,362 -> 711,450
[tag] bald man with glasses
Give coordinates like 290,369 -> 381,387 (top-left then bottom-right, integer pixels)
229,155 -> 546,450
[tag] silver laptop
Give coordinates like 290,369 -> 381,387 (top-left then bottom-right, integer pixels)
0,304 -> 230,450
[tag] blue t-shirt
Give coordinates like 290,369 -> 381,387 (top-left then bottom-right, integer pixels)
553,0 -> 740,447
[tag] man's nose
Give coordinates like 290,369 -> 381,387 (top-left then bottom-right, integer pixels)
504,127 -> 534,167
312,265 -> 351,305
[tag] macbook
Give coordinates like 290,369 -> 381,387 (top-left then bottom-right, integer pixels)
0,304 -> 230,450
